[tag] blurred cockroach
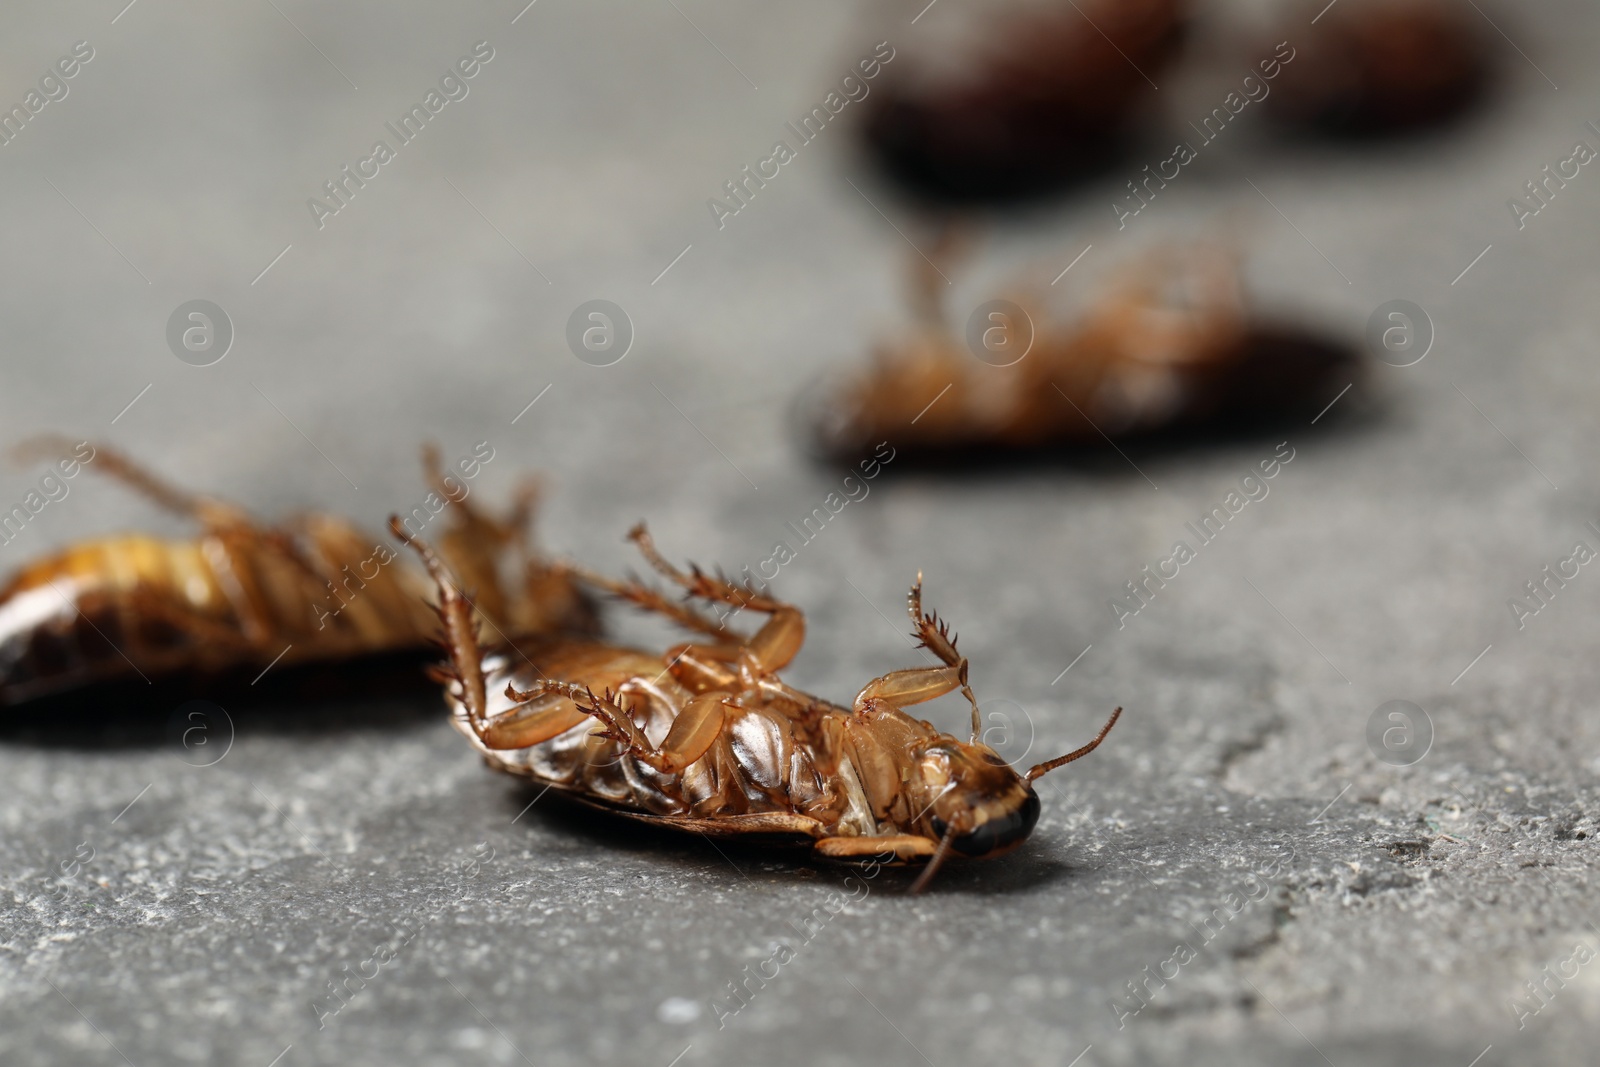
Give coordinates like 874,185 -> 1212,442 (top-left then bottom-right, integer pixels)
0,438 -> 595,704
862,0 -> 1186,200
1264,0 -> 1489,136
806,236 -> 1361,463
395,518 -> 1120,891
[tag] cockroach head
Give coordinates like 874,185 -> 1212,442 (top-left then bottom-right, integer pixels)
911,740 -> 1041,861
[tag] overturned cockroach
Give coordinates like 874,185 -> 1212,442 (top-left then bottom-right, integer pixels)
396,518 -> 1120,891
807,238 -> 1361,463
0,438 -> 595,704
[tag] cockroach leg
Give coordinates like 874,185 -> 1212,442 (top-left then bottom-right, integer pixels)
391,515 -> 587,751
850,577 -> 983,742
422,444 -> 520,627
424,444 -> 539,555
851,664 -> 967,716
389,516 -> 489,737
1024,706 -> 1123,782
570,568 -> 743,693
574,566 -> 728,639
504,679 -> 731,775
16,436 -> 246,527
504,681 -> 641,747
480,690 -> 589,751
908,575 -> 983,741
651,691 -> 733,773
815,834 -> 937,860
421,446 -> 588,638
625,523 -> 805,672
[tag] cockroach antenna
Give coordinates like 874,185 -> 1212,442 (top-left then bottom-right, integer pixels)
1025,707 -> 1123,782
906,708 -> 1122,893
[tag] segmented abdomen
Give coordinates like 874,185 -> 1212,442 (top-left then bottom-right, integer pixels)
0,536 -> 237,701
0,523 -> 431,703
458,646 -> 865,829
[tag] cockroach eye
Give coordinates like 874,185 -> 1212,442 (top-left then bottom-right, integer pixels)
947,793 -> 1042,859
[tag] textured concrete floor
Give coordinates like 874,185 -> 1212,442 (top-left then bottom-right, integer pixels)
3,1 -> 1600,1065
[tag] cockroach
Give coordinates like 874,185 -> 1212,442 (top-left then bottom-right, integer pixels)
0,438 -> 595,704
394,517 -> 1121,891
861,0 -> 1186,200
1264,0 -> 1489,136
806,237 -> 1361,464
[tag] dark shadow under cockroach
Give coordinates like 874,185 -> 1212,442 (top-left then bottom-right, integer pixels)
510,784 -> 1079,895
799,324 -> 1383,479
0,654 -> 446,749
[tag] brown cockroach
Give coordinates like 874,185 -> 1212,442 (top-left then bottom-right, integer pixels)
862,0 -> 1186,200
807,237 -> 1360,463
394,517 -> 1120,891
1264,0 -> 1489,136
0,438 -> 595,705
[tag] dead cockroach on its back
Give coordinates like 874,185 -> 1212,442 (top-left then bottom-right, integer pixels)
806,237 -> 1362,464
396,518 -> 1120,891
0,438 -> 595,704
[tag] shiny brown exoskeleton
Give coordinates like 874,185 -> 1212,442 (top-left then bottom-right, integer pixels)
0,439 -> 595,704
395,518 -> 1120,890
807,239 -> 1361,463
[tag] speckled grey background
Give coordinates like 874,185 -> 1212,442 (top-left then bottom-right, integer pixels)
2,1 -> 1599,1065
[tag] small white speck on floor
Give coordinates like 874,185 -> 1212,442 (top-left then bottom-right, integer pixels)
657,996 -> 703,1024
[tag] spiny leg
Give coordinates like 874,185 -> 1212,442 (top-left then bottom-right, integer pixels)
419,443 -> 522,628
468,465 -> 604,639
1025,706 -> 1123,782
385,532 -> 566,752
573,565 -> 729,640
389,517 -> 490,738
566,563 -> 744,692
850,575 -> 983,742
420,444 -> 595,638
504,679 -> 730,775
908,576 -> 983,740
392,539 -> 587,754
626,523 -> 804,672
475,688 -> 589,751
423,442 -> 536,549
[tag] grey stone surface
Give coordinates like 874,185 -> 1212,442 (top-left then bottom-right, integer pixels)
2,1 -> 1599,1065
